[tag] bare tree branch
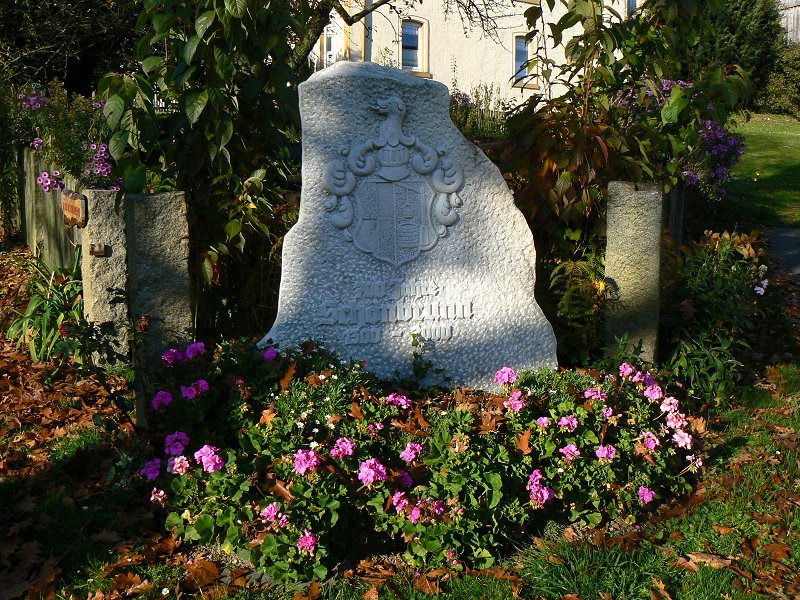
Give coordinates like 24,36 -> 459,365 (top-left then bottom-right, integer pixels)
332,0 -> 397,25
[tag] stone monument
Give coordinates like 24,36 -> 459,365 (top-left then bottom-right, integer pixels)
260,62 -> 556,389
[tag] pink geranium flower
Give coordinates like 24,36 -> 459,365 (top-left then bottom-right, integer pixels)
294,448 -> 321,475
503,390 -> 526,412
672,430 -> 693,449
619,362 -> 635,379
386,392 -> 412,410
638,486 -> 655,504
330,437 -> 356,460
400,442 -> 423,463
495,366 -> 518,386
559,444 -> 581,463
536,416 -> 550,428
150,488 -> 167,506
358,458 -> 387,487
392,491 -> 410,512
644,385 -> 664,401
584,387 -> 606,401
595,444 -> 617,462
558,415 -> 578,432
527,469 -> 554,508
166,455 -> 191,475
296,529 -> 317,556
194,445 -> 225,473
640,431 -> 660,450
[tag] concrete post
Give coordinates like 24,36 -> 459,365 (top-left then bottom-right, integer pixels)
604,181 -> 664,363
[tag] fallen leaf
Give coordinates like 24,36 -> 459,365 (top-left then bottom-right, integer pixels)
184,558 -> 220,589
350,402 -> 364,420
762,542 -> 791,561
515,429 -> 532,455
712,524 -> 733,535
651,577 -> 673,600
674,557 -> 698,572
260,406 -> 277,426
687,552 -> 731,569
293,581 -> 321,600
362,586 -> 379,600
279,362 -> 297,391
415,575 -> 440,595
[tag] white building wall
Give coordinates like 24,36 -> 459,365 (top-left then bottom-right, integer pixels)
310,0 -> 631,104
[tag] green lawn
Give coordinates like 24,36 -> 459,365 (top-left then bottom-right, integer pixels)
722,114 -> 800,229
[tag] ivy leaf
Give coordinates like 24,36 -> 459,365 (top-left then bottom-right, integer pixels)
184,89 -> 209,125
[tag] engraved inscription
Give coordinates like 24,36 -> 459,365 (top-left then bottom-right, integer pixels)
318,278 -> 473,345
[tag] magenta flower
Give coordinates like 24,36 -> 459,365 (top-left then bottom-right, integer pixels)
330,437 -> 356,460
194,445 -> 225,473
595,444 -> 617,462
558,415 -> 578,432
140,458 -> 161,480
151,390 -> 173,410
400,442 -> 423,463
296,529 -> 317,556
601,406 -> 613,419
409,503 -> 423,524
584,387 -> 606,401
164,431 -> 190,455
640,431 -> 660,450
398,470 -> 413,486
386,392 -> 412,410
632,371 -> 646,383
294,448 -> 321,476
526,469 -> 554,509
262,347 -> 277,361
503,390 -> 526,412
536,416 -> 550,428
392,491 -> 410,512
261,502 -> 288,526
638,486 -> 655,504
166,455 -> 191,475
162,348 -> 184,365
495,366 -> 518,386
180,384 -> 197,399
432,499 -> 445,515
184,342 -> 206,359
358,458 -> 388,487
150,487 -> 167,506
559,444 -> 581,463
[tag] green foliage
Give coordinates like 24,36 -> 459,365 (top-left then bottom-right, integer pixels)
143,343 -> 697,582
661,231 -> 769,405
449,84 -> 512,140
691,0 -> 783,100
754,42 -> 800,118
6,252 -> 85,363
547,245 -> 606,365
0,0 -> 139,91
98,0 -> 305,336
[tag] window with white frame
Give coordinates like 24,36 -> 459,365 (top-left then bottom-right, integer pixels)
401,20 -> 422,71
513,34 -> 535,84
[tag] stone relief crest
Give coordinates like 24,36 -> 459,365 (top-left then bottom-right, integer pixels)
322,95 -> 465,266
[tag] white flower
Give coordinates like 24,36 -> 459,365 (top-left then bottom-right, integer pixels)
312,428 -> 319,433
331,374 -> 338,380
295,421 -> 304,429
309,441 -> 319,449
162,588 -> 170,596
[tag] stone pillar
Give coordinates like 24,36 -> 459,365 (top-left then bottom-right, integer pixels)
604,181 -> 663,363
81,190 -> 130,361
126,192 -> 193,362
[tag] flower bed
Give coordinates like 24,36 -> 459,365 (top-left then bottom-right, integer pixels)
138,342 -> 701,581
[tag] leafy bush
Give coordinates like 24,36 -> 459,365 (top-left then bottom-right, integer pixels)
7,253 -> 85,363
690,0 -> 783,100
139,342 -> 699,582
449,84 -> 511,140
661,231 -> 769,405
754,42 -> 800,118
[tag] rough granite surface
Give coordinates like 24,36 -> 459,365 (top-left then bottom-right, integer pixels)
259,62 -> 557,390
604,181 -> 663,362
81,190 -> 129,357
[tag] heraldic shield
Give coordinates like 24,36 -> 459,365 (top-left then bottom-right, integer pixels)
322,95 -> 465,267
353,177 -> 438,266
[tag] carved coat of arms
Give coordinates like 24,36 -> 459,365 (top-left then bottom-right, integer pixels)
322,95 -> 465,266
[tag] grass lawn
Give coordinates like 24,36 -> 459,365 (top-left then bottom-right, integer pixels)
720,114 -> 800,230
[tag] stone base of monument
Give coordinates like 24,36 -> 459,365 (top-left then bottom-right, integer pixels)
260,62 -> 557,390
